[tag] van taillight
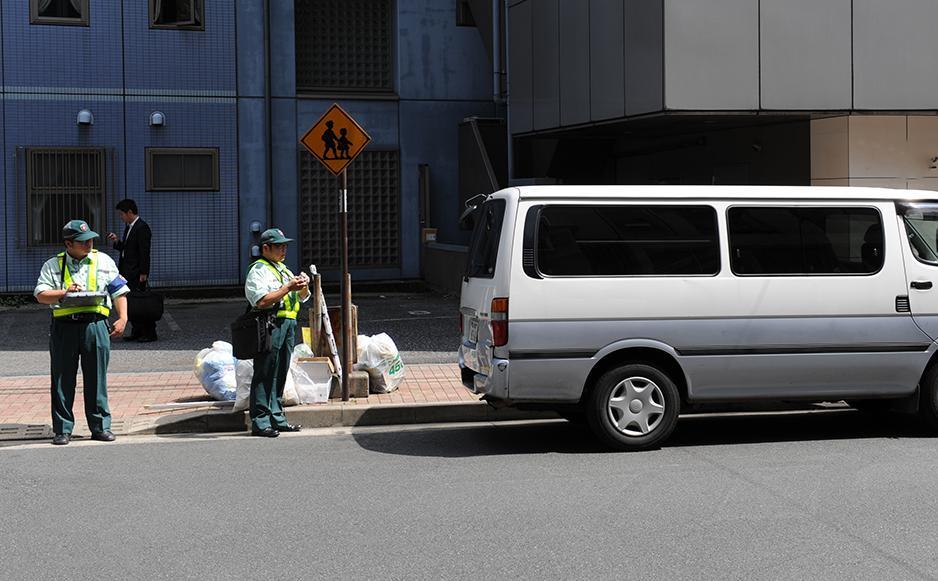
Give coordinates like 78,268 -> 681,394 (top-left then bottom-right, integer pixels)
491,298 -> 508,347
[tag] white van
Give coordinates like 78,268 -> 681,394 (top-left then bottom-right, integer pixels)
458,185 -> 938,450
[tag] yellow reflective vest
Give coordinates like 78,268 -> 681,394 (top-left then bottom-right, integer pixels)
255,259 -> 300,319
53,250 -> 110,318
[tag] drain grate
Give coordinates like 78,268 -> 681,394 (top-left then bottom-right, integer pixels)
0,424 -> 54,440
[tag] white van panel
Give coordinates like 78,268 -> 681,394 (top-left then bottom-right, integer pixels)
500,196 -> 931,402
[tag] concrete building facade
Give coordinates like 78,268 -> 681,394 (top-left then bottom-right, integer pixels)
506,0 -> 938,194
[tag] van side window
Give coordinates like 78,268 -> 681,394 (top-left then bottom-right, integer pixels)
465,199 -> 506,279
728,207 -> 883,275
535,205 -> 719,276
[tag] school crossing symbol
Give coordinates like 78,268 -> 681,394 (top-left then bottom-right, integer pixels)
300,103 -> 372,176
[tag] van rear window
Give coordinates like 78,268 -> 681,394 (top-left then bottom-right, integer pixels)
465,199 -> 506,279
535,205 -> 719,276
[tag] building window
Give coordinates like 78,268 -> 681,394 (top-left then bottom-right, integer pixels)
299,149 -> 400,268
728,206 -> 883,276
30,0 -> 89,26
295,0 -> 394,94
146,148 -> 219,191
535,205 -> 720,276
26,148 -> 105,246
150,0 -> 204,30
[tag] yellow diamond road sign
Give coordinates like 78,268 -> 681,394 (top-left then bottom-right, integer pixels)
300,103 -> 372,176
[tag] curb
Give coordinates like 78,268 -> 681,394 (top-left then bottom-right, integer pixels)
133,400 -> 558,436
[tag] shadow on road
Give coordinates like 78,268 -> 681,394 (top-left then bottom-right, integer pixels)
353,409 -> 932,458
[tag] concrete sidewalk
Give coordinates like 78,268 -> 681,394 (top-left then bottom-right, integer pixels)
0,363 -> 550,441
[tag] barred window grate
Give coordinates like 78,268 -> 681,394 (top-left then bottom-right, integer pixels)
26,147 -> 105,246
295,0 -> 394,93
299,150 -> 400,269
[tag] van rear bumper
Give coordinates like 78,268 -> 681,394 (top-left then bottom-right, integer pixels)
460,358 -> 509,399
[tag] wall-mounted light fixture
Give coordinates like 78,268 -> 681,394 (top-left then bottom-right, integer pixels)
76,109 -> 94,126
149,111 -> 165,127
250,221 -> 263,257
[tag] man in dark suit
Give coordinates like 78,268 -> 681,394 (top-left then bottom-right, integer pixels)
107,199 -> 156,342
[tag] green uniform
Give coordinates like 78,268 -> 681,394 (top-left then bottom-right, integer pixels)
34,249 -> 129,435
244,259 -> 308,431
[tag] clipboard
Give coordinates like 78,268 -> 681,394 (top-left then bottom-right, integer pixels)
60,291 -> 107,307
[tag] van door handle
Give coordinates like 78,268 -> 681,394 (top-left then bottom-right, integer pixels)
911,280 -> 933,290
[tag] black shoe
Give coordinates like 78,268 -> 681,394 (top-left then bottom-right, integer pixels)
123,335 -> 138,342
91,430 -> 116,442
275,423 -> 302,432
137,335 -> 157,343
251,427 -> 280,438
52,433 -> 70,446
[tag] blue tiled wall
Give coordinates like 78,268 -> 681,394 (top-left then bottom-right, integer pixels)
0,0 -> 239,291
123,0 -> 236,94
124,99 -> 239,286
3,96 -> 125,291
0,0 -> 495,290
2,0 -> 122,92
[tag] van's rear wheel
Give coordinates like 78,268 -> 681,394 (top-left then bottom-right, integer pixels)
920,365 -> 938,430
586,363 -> 680,451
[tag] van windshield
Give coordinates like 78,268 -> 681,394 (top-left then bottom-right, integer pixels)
465,199 -> 506,279
898,202 -> 938,264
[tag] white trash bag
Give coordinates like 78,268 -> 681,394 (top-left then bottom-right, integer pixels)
232,355 -> 300,412
290,344 -> 330,404
194,341 -> 238,401
356,332 -> 405,394
233,359 -> 253,412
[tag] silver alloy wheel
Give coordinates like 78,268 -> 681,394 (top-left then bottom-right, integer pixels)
606,376 -> 666,436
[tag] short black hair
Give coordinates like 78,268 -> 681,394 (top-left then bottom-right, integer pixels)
115,199 -> 138,214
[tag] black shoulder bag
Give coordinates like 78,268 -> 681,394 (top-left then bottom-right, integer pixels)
230,306 -> 276,360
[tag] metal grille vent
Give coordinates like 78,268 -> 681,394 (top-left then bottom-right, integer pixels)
26,147 -> 106,246
295,0 -> 393,93
299,149 -> 400,269
896,296 -> 911,313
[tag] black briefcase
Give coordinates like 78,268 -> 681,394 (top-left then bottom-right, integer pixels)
230,309 -> 274,360
127,286 -> 164,322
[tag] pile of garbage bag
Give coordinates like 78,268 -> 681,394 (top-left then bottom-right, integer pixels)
194,331 -> 405,403
233,344 -> 329,411
193,341 -> 238,401
355,332 -> 405,394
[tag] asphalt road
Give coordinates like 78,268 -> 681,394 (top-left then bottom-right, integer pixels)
1,412 -> 937,580
0,292 -> 459,376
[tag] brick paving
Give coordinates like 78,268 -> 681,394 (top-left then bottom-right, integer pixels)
0,363 -> 472,438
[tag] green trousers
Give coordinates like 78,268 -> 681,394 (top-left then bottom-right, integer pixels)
250,317 -> 296,431
49,318 -> 112,435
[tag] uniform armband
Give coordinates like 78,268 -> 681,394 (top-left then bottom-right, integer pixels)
107,275 -> 128,294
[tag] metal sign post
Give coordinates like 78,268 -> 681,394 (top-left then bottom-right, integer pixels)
300,103 -> 371,402
339,169 -> 350,401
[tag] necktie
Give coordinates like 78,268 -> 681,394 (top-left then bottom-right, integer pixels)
121,224 -> 130,243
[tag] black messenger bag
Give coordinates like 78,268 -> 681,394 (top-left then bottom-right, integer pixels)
126,282 -> 164,322
230,308 -> 275,360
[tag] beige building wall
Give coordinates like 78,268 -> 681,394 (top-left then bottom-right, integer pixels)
811,115 -> 938,192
